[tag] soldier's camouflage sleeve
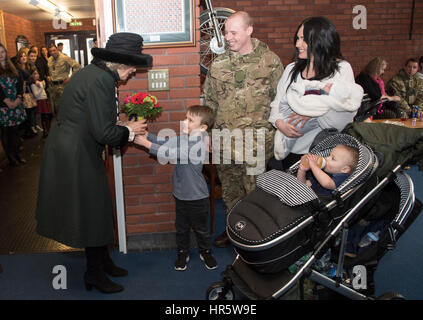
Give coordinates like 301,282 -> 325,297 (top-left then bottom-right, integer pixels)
203,70 -> 219,116
386,76 -> 411,113
415,78 -> 423,110
269,61 -> 284,102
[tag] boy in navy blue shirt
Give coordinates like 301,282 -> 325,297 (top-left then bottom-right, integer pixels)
135,105 -> 217,271
297,145 -> 359,195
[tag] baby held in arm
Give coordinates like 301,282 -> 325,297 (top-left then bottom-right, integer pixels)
297,145 -> 359,195
274,78 -> 363,160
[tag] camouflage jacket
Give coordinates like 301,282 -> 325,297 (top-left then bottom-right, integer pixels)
386,69 -> 423,113
203,38 -> 283,131
203,39 -> 283,165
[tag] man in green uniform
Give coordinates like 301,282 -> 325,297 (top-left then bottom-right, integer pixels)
47,44 -> 81,115
203,11 -> 283,247
386,58 -> 423,117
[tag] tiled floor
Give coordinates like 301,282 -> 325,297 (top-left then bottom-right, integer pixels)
0,132 -> 76,254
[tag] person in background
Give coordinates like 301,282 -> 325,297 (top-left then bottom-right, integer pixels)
355,57 -> 401,119
93,36 -> 98,48
416,56 -> 423,80
36,32 -> 152,294
14,47 -> 37,137
0,43 -> 26,167
31,45 -> 50,85
203,11 -> 283,248
30,69 -> 52,138
28,49 -> 44,132
47,43 -> 81,116
57,42 -> 64,54
386,58 -> 423,117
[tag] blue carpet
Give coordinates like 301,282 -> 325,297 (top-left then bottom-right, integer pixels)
1,167 -> 422,300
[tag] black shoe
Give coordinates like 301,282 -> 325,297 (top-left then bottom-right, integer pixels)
213,230 -> 230,248
85,246 -> 124,293
84,271 -> 124,294
200,250 -> 218,270
174,250 -> 189,271
102,246 -> 128,277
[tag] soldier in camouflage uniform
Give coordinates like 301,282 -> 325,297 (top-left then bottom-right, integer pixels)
386,58 -> 423,117
203,11 -> 283,247
47,44 -> 81,115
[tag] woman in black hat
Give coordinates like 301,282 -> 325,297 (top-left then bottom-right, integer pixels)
36,33 -> 152,294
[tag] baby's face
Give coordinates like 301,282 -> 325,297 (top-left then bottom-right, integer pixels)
324,146 -> 351,175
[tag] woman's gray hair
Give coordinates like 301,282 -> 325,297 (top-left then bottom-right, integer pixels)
105,61 -> 132,71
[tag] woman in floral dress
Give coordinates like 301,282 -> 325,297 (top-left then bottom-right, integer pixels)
0,43 -> 26,166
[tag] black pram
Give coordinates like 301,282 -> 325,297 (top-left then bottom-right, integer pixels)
206,133 -> 422,300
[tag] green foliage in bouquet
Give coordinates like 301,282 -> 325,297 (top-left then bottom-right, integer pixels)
121,92 -> 161,120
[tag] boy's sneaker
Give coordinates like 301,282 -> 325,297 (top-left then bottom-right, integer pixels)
174,250 -> 189,271
200,250 -> 218,270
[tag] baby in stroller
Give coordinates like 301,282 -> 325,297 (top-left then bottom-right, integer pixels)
297,145 -> 359,195
207,132 -> 422,300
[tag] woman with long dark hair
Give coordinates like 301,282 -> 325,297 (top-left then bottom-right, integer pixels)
269,17 -> 363,166
0,43 -> 26,167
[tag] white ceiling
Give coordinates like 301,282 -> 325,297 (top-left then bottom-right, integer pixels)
0,0 -> 95,21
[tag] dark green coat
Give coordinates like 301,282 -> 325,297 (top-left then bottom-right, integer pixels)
343,122 -> 423,177
36,63 -> 129,248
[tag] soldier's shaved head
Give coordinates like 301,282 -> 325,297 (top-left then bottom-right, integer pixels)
227,11 -> 254,29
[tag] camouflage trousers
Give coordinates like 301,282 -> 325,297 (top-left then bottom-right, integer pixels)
216,162 -> 259,215
47,84 -> 65,115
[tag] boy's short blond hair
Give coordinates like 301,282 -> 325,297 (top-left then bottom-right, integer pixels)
187,105 -> 215,131
338,145 -> 359,173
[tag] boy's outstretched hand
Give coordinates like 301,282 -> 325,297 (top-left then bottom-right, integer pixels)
134,133 -> 151,149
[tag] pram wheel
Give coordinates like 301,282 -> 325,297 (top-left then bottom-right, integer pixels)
376,292 -> 405,300
206,281 -> 235,300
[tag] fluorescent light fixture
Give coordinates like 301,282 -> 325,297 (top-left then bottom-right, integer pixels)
59,11 -> 73,22
29,0 -> 74,22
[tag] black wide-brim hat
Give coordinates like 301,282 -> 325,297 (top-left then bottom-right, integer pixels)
91,32 -> 152,67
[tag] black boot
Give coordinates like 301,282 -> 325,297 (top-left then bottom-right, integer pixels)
84,246 -> 124,294
102,245 -> 128,277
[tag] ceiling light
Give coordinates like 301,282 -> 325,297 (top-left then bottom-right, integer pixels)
29,0 -> 74,22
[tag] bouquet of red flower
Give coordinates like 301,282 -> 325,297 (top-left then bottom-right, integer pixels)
121,92 -> 161,121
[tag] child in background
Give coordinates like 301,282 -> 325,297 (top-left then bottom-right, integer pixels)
134,105 -> 218,271
297,144 -> 359,195
30,69 -> 52,138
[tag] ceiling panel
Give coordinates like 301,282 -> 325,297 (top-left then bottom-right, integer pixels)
0,0 -> 95,21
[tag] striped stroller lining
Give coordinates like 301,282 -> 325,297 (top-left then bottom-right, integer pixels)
258,134 -> 376,207
289,133 -> 376,194
256,170 -> 318,207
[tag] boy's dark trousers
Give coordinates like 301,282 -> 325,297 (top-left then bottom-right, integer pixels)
175,197 -> 211,253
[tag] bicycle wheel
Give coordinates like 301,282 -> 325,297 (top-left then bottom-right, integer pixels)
200,7 -> 234,75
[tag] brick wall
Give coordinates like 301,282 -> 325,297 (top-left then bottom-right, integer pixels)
120,0 -> 422,245
2,12 -> 95,57
119,1 -> 201,240
2,12 -> 38,57
211,0 -> 423,81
